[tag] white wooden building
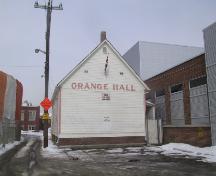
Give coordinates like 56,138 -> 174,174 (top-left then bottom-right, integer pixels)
51,33 -> 149,146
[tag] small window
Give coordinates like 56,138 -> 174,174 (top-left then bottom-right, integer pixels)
84,70 -> 88,73
21,111 -> 25,121
29,110 -> 36,121
190,76 -> 207,88
120,72 -> 124,75
102,93 -> 110,100
171,83 -> 183,93
156,89 -> 165,97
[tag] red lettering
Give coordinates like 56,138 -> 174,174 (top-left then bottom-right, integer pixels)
119,84 -> 125,91
78,83 -> 83,89
113,84 -> 118,91
71,83 -> 77,89
97,84 -> 102,90
91,83 -> 96,89
84,82 -> 90,89
72,82 -> 136,92
113,84 -> 115,90
126,85 -> 130,91
131,85 -> 135,91
104,84 -> 108,90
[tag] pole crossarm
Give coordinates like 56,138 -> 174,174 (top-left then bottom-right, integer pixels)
34,1 -> 63,10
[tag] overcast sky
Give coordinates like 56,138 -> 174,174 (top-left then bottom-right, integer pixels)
0,0 -> 216,106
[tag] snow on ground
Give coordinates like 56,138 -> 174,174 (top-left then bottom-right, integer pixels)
0,141 -> 21,156
21,129 -> 66,158
20,130 -> 216,163
41,138 -> 66,158
21,130 -> 44,138
15,140 -> 34,158
148,143 -> 216,163
107,148 -> 124,153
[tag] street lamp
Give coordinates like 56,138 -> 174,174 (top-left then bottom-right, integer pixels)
35,48 -> 46,54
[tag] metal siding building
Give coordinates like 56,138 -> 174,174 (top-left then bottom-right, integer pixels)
203,22 -> 216,145
123,41 -> 204,80
52,39 -> 149,146
0,71 -> 23,144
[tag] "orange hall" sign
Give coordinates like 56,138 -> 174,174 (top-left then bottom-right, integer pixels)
71,82 -> 136,92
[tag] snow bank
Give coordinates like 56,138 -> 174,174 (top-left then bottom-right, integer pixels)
149,143 -> 216,163
0,141 -> 21,156
41,139 -> 66,158
41,134 -> 66,158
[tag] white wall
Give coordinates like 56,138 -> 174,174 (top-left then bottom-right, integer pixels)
52,90 -> 61,137
58,42 -> 146,139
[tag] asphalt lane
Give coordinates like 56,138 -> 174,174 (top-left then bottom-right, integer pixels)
33,147 -> 216,176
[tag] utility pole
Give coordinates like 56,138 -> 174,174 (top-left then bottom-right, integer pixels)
34,0 -> 63,148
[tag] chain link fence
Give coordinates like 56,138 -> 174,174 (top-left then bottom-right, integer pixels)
0,118 -> 16,146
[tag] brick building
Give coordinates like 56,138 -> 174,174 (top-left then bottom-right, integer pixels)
21,106 -> 40,131
145,54 -> 211,147
123,41 -> 211,147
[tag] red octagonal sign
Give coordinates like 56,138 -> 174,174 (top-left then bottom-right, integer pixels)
40,97 -> 52,111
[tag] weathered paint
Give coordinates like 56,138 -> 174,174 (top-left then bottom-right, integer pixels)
0,71 -> 7,120
3,75 -> 16,120
15,80 -> 23,121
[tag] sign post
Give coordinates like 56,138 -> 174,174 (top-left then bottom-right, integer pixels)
40,97 -> 52,148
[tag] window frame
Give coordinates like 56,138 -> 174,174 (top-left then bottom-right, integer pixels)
28,110 -> 36,121
21,110 -> 25,121
170,83 -> 183,94
189,76 -> 207,89
156,89 -> 165,97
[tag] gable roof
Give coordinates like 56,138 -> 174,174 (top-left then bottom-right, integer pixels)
123,41 -> 204,80
52,40 -> 150,100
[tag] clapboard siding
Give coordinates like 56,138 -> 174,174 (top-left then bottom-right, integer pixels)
52,90 -> 61,136
54,41 -> 146,140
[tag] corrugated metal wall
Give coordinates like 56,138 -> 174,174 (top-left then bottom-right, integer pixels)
0,71 -> 7,121
204,22 -> 216,145
0,71 -> 23,144
190,85 -> 209,125
3,75 -> 16,120
170,92 -> 184,125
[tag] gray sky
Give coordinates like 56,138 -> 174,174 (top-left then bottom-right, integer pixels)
0,0 -> 216,106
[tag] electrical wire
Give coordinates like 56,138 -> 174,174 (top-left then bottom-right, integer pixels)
0,65 -> 43,68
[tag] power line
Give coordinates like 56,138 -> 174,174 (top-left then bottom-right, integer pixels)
0,65 -> 43,68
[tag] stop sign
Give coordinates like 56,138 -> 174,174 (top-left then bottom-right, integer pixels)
40,97 -> 52,111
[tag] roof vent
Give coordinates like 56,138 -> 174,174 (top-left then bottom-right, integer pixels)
100,31 -> 106,43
